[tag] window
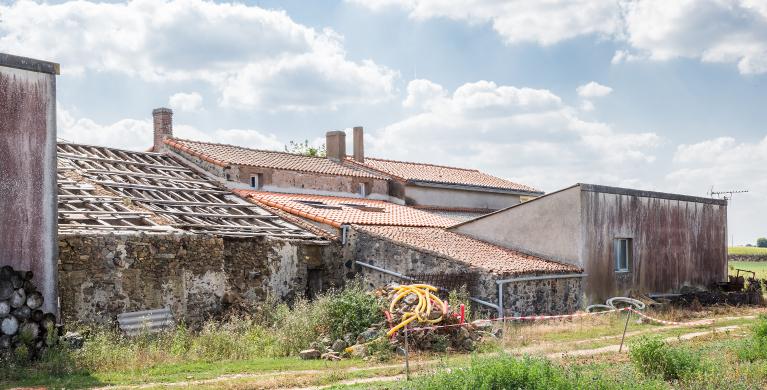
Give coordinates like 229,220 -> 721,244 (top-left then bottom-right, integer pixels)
249,173 -> 263,189
359,182 -> 370,196
614,238 -> 632,272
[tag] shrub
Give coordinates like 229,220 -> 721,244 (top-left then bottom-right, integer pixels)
629,335 -> 702,380
324,280 -> 384,340
448,285 -> 472,321
413,354 -> 576,390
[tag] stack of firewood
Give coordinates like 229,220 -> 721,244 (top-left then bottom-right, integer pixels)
0,265 -> 58,357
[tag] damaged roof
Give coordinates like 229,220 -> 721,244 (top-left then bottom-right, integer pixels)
354,225 -> 582,276
347,157 -> 542,194
57,142 -> 323,241
164,138 -> 385,179
234,191 -> 457,228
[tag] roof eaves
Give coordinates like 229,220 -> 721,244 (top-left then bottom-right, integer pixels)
407,179 -> 544,196
241,193 -> 343,229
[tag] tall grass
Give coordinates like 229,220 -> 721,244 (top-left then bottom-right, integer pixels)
1,281 -> 386,377
738,315 -> 767,362
629,335 -> 702,381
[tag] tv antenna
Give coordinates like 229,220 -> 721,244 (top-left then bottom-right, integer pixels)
708,187 -> 749,201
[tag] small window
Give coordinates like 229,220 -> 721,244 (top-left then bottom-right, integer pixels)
614,238 -> 632,272
359,183 -> 368,196
249,174 -> 263,189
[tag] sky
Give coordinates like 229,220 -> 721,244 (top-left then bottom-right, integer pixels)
0,0 -> 765,244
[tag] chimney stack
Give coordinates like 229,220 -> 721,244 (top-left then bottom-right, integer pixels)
353,126 -> 364,163
325,130 -> 346,162
152,107 -> 173,152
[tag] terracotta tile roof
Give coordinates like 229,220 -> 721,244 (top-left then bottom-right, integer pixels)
165,138 -> 384,179
354,225 -> 582,276
348,157 -> 542,193
234,191 -> 457,228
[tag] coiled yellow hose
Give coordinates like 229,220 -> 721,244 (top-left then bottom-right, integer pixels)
386,284 -> 447,336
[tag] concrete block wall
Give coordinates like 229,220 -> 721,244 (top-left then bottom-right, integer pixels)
0,54 -> 59,314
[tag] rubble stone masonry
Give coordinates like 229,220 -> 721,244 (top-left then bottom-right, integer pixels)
349,228 -> 582,316
58,233 -> 341,325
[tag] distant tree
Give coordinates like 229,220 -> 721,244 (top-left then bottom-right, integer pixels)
285,140 -> 326,157
757,237 -> 767,248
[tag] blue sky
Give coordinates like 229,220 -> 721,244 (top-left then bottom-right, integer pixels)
1,0 -> 765,243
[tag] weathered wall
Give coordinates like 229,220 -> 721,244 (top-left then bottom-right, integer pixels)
0,55 -> 58,314
453,186 -> 582,265
405,185 -> 522,210
57,233 -> 334,325
581,187 -> 728,303
167,147 -> 389,198
349,228 -> 581,315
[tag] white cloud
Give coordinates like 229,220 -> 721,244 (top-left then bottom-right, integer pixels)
580,100 -> 595,112
351,0 -> 767,75
169,92 -> 203,112
368,79 -> 659,191
0,0 -> 396,110
57,107 -> 283,151
348,0 -> 623,46
667,136 -> 767,244
576,81 -> 612,98
402,79 -> 447,109
621,0 -> 767,75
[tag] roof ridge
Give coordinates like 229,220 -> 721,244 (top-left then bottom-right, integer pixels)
239,190 -> 391,205
353,155 -> 482,172
57,141 -> 165,156
169,137 -> 331,161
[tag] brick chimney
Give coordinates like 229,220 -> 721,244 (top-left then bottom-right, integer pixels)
353,126 -> 364,163
326,130 -> 346,162
152,107 -> 173,152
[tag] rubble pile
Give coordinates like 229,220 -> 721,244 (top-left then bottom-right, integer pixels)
299,283 -> 494,360
0,265 -> 59,359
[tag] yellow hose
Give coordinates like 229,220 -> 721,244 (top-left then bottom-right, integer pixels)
386,284 -> 447,336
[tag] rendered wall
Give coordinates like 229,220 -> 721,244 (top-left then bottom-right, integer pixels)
581,188 -> 728,303
404,185 -> 522,210
453,186 -> 582,265
0,54 -> 58,314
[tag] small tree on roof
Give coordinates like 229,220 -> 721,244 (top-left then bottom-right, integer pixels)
285,140 -> 326,157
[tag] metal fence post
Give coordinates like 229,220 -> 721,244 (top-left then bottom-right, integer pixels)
404,326 -> 410,381
619,309 -> 631,353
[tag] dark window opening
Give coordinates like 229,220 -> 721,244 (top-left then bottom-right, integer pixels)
614,238 -> 632,272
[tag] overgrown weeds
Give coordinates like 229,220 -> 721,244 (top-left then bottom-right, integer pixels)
738,314 -> 767,362
629,335 -> 702,380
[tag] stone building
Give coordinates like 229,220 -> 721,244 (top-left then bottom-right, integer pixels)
156,112 -> 540,220
344,127 -> 544,214
56,142 -> 338,324
235,190 -> 584,316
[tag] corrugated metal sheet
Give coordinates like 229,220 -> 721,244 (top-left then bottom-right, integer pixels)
117,308 -> 175,336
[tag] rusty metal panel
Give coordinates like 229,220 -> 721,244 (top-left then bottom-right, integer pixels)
580,186 -> 727,303
0,53 -> 58,314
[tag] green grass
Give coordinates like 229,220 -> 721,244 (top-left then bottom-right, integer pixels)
0,356 -> 369,388
729,246 -> 767,255
728,261 -> 767,280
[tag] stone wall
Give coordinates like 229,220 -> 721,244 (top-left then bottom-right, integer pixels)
58,233 -> 339,325
348,227 -> 582,315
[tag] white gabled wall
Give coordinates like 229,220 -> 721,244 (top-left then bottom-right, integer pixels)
451,185 -> 582,266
